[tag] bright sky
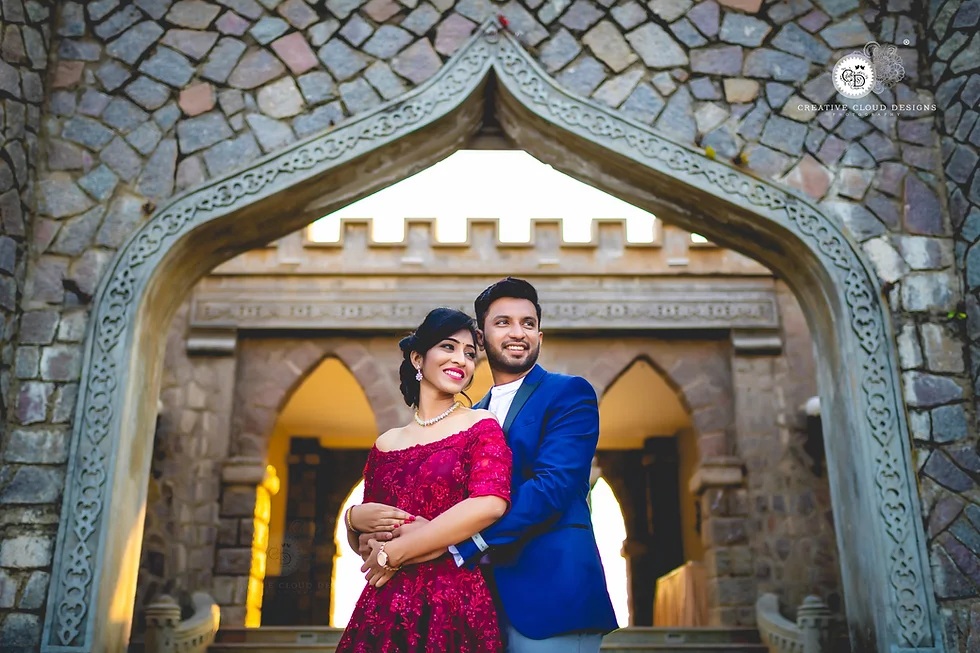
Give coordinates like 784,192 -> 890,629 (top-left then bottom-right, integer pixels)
308,150 -> 658,244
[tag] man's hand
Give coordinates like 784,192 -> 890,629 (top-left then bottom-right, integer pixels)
362,539 -> 397,588
349,502 -> 412,533
358,531 -> 391,560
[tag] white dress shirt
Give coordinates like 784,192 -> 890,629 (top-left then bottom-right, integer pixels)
449,376 -> 526,565
487,376 -> 524,424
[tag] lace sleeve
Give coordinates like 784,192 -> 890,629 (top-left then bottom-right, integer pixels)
467,419 -> 513,504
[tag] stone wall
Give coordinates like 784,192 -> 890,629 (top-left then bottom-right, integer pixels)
0,0 -> 976,648
926,0 -> 980,648
0,0 -> 56,647
735,281 -> 842,616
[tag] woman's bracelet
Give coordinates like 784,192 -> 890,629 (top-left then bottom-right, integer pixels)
345,505 -> 361,534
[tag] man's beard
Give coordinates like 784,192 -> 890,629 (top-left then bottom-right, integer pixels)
485,341 -> 540,375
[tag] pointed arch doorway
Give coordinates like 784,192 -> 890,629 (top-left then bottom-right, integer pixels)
44,22 -> 942,653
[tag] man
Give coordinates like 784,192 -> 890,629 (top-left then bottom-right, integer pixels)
354,277 -> 617,651
453,277 -> 618,651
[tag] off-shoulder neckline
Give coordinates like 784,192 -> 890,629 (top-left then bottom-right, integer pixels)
371,417 -> 499,455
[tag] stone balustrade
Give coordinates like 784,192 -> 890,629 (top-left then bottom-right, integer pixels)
144,592 -> 221,653
756,593 -> 834,653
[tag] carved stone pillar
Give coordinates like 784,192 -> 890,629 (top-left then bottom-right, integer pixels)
213,457 -> 266,626
689,457 -> 755,626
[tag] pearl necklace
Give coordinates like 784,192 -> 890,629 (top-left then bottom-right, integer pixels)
415,401 -> 461,427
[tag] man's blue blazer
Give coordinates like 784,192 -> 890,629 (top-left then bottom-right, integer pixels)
455,364 -> 618,639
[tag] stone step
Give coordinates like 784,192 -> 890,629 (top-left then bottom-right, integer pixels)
210,626 -> 766,651
210,645 -> 768,653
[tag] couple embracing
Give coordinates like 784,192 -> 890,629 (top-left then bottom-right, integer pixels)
338,277 -> 617,652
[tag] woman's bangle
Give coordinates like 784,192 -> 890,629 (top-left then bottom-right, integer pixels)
345,505 -> 361,534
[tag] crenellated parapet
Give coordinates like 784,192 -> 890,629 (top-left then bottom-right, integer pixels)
213,217 -> 770,277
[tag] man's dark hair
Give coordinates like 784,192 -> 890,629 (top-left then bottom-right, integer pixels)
474,277 -> 542,329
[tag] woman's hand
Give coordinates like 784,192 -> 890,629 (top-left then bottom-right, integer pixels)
348,502 -> 413,533
362,539 -> 397,588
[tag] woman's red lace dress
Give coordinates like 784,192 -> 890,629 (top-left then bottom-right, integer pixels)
337,417 -> 512,653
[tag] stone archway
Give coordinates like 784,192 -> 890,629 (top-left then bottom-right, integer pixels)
42,22 -> 942,653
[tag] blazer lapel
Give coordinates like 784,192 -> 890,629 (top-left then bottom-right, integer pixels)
474,391 -> 491,410
502,365 -> 546,434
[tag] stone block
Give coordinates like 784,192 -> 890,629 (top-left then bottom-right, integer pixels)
19,311 -> 59,345
897,323 -> 922,369
593,68 -> 644,108
0,613 -> 40,647
863,236 -> 907,284
127,121 -> 164,156
0,569 -> 15,608
363,25 -> 414,59
556,55 -> 606,97
137,139 -> 178,200
690,45 -> 742,76
258,77 -> 305,118
0,467 -> 64,504
4,427 -> 68,464
278,0 -> 318,28
583,21 -> 636,73
167,0 -> 221,28
920,323 -> 965,373
246,113 -> 295,152
271,32 -> 318,75
560,0 -> 604,31
362,64 -> 404,102
902,371 -> 963,408
611,1 -> 647,30
626,23 -> 687,68
105,98 -> 150,134
215,548 -> 252,574
743,48 -> 809,82
27,256 -> 69,304
94,5 -> 143,40
391,38 -> 442,85
202,38 -> 248,84
37,176 -> 94,218
703,517 -> 748,548
403,5 -> 440,35
95,193 -> 145,248
162,28 -> 219,61
177,112 -> 234,154
434,14 -> 476,56
126,76 -> 172,111
222,488 -> 258,517
932,403 -> 969,443
140,46 -> 195,88
338,77 -> 381,115
216,11 -> 250,36
923,452 -> 974,493
14,347 -> 38,379
901,271 -> 956,312
719,13 -> 770,47
318,38 -> 369,81
100,137 -> 142,182
107,21 -> 165,64
203,133 -> 261,176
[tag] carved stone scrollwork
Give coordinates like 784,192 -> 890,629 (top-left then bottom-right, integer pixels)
44,20 -> 941,653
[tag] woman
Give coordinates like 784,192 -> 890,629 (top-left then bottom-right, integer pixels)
337,307 -> 512,653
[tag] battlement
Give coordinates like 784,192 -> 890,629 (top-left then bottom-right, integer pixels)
212,216 -> 769,277
305,217 -> 661,249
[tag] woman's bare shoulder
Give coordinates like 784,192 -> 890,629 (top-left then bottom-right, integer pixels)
375,425 -> 406,448
465,408 -> 498,427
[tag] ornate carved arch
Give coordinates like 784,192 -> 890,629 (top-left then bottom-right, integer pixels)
44,22 -> 943,653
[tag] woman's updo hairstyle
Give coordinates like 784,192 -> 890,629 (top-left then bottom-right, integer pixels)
398,307 -> 478,407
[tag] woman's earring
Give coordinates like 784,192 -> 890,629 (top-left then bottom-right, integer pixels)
415,368 -> 423,382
